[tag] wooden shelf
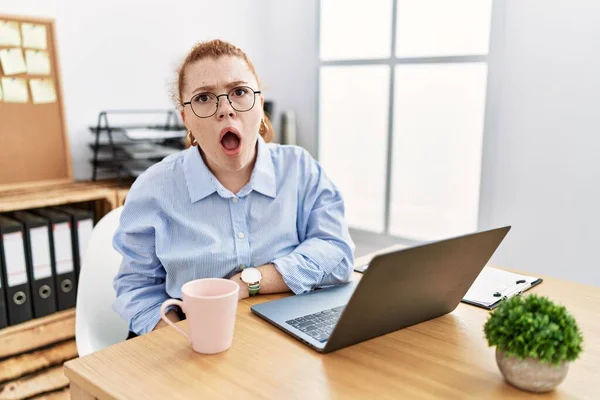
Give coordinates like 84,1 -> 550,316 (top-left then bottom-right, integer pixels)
116,187 -> 130,206
0,15 -> 132,398
0,181 -> 125,213
0,180 -> 131,398
0,308 -> 74,339
0,309 -> 75,360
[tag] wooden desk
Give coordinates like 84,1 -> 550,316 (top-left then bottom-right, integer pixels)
64,246 -> 600,399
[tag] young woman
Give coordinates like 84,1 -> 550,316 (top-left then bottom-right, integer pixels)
112,39 -> 355,336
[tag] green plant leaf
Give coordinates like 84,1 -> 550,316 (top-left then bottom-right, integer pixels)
483,294 -> 584,365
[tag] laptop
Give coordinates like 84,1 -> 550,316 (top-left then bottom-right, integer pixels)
251,226 -> 511,353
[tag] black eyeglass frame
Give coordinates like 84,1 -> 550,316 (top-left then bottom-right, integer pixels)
182,86 -> 262,118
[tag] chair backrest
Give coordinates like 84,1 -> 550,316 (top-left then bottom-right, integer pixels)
75,206 -> 128,357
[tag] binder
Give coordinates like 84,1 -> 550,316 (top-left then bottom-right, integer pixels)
9,211 -> 58,318
0,249 -> 7,329
51,206 -> 94,277
462,267 -> 543,310
30,208 -> 77,310
0,216 -> 33,325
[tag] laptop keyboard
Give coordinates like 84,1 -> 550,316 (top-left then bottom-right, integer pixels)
285,305 -> 345,342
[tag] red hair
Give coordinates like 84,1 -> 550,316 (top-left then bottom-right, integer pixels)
175,39 -> 274,143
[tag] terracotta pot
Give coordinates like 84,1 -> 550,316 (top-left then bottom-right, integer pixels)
496,348 -> 569,393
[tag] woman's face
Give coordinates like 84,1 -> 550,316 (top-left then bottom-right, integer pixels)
180,56 -> 263,173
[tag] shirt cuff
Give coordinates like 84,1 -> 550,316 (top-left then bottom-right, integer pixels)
272,255 -> 321,295
272,239 -> 346,294
130,301 -> 179,335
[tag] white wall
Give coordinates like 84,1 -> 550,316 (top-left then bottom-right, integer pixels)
479,0 -> 600,286
261,0 -> 318,154
1,0 -> 270,179
265,0 -> 600,286
6,1 -> 598,285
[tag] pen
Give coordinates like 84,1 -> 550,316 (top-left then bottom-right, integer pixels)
493,280 -> 532,299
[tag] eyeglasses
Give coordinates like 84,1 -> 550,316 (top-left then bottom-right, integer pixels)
183,86 -> 261,118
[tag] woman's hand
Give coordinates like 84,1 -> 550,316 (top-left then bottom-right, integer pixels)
153,309 -> 181,331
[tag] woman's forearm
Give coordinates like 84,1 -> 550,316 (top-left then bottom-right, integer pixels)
230,263 -> 291,299
256,263 -> 291,294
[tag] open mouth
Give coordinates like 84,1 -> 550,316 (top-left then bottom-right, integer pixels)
219,127 -> 242,155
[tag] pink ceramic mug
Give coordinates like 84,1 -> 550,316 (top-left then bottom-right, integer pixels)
160,278 -> 239,354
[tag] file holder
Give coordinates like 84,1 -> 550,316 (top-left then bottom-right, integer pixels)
9,211 -> 58,318
0,215 -> 34,325
51,205 -> 94,277
30,208 -> 77,310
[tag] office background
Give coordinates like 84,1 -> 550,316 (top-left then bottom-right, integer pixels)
3,0 -> 599,289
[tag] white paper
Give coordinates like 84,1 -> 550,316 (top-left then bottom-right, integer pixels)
123,143 -> 180,159
3,232 -> 28,287
124,128 -> 185,140
21,23 -> 47,49
0,82 -> 3,101
25,50 -> 51,75
29,78 -> 56,104
0,48 -> 27,75
53,222 -> 74,274
0,20 -> 21,46
1,77 -> 28,103
30,226 -> 52,280
77,219 -> 93,266
463,267 -> 539,307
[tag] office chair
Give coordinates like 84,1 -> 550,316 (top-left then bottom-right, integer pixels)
75,206 -> 128,357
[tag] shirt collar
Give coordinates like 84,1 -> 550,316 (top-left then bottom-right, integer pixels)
249,135 -> 277,199
183,135 -> 276,203
183,145 -> 218,203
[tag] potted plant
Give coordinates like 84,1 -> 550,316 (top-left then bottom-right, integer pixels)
484,294 -> 583,393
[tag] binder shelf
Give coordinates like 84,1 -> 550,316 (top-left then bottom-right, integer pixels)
0,180 -> 127,399
89,109 -> 187,181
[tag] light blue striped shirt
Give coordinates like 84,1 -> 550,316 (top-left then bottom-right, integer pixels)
112,136 -> 355,335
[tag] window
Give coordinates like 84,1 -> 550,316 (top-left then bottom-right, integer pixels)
318,0 -> 493,240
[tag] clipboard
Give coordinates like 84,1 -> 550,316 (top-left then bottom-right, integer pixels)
462,267 -> 543,310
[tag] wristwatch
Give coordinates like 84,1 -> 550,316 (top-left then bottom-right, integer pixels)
241,267 -> 262,296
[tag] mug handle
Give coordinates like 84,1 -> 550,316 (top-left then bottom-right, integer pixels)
160,299 -> 191,343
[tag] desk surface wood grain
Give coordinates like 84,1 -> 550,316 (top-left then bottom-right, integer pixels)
64,246 -> 600,400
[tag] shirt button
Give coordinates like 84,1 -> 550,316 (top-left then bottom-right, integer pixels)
232,197 -> 239,203
238,232 -> 245,239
